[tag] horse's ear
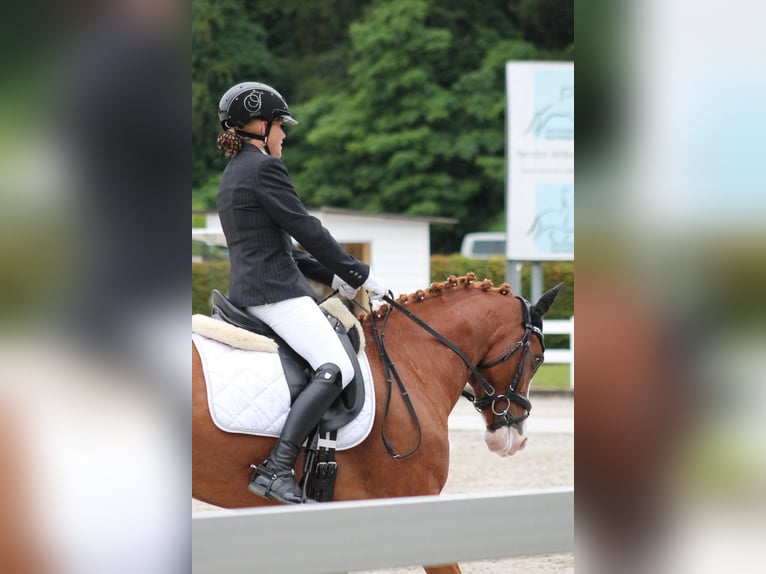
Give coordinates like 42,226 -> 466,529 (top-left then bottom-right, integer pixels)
533,282 -> 565,316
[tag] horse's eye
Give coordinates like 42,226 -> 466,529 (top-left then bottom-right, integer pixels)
534,355 -> 544,366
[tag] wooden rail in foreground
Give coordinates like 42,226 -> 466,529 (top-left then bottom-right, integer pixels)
192,488 -> 574,574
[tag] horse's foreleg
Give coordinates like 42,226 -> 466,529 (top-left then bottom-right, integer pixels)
424,564 -> 461,574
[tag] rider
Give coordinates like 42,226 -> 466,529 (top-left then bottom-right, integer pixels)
215,82 -> 387,504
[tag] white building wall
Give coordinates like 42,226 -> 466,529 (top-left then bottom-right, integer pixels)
311,212 -> 431,297
204,213 -> 222,230
197,209 -> 440,297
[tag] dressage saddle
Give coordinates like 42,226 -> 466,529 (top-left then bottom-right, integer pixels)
209,289 -> 365,433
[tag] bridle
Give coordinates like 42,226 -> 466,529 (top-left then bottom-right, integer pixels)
464,297 -> 544,431
370,294 -> 544,454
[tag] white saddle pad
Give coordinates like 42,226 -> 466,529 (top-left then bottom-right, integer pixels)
192,333 -> 375,450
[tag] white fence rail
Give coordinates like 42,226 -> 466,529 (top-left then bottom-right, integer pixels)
543,316 -> 574,388
192,488 -> 574,574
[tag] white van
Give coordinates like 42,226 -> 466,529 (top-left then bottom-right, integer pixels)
459,232 -> 506,259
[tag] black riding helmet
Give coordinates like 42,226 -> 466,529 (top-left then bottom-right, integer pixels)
218,82 -> 298,155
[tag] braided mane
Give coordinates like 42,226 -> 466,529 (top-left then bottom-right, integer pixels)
359,272 -> 514,321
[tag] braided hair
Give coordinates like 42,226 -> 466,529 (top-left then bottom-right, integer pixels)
216,128 -> 244,156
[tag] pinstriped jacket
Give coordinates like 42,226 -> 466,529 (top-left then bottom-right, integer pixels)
216,144 -> 370,307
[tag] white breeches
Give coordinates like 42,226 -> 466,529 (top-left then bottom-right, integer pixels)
246,296 -> 354,388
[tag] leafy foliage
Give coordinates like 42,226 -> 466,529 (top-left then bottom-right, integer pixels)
192,261 -> 230,315
192,0 -> 573,250
191,256 -> 573,319
192,0 -> 276,188
511,0 -> 575,50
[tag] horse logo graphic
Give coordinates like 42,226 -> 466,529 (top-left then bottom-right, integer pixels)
243,90 -> 263,114
528,185 -> 574,253
525,86 -> 574,140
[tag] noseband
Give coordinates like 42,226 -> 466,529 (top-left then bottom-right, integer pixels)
466,297 -> 544,431
376,294 -> 543,433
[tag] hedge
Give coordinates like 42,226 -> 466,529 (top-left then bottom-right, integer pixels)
192,261 -> 230,315
194,257 -> 572,316
430,255 -> 573,319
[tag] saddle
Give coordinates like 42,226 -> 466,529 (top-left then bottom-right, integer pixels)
209,290 -> 365,433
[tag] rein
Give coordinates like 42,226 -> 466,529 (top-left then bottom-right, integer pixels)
365,292 -> 544,457
381,295 -> 498,397
368,297 -> 422,459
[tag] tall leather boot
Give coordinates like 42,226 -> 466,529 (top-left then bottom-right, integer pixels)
248,363 -> 342,504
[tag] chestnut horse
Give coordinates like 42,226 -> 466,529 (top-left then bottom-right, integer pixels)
192,274 -> 564,574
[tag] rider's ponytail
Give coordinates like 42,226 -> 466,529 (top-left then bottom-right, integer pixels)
216,128 -> 243,156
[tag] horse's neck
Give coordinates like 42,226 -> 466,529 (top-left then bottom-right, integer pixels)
364,293 -> 496,410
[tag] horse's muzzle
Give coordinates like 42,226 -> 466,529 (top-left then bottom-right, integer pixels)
484,425 -> 528,457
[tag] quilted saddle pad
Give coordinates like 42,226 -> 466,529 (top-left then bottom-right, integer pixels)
192,333 -> 375,450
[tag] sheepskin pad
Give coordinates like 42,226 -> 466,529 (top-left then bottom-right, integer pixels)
191,297 -> 364,353
191,314 -> 277,352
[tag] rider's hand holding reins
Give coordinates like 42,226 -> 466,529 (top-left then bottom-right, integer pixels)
331,275 -> 360,300
363,270 -> 386,305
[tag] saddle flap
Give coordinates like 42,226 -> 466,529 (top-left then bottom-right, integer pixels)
318,319 -> 364,432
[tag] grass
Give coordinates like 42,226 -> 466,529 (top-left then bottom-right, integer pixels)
532,364 -> 571,390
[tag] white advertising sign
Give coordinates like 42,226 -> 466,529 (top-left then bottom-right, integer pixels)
506,62 -> 574,261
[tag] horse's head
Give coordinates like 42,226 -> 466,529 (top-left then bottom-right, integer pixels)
469,282 -> 565,457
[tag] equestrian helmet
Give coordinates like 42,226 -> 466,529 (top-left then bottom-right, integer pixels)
218,82 -> 298,130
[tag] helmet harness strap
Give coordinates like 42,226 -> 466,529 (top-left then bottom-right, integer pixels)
235,120 -> 273,155
262,121 -> 273,155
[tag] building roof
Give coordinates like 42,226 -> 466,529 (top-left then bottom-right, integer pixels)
192,207 -> 457,225
308,206 -> 457,225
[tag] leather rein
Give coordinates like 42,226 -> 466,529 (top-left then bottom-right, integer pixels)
365,293 -> 545,458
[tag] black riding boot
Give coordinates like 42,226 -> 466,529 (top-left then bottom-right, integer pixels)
248,363 -> 342,504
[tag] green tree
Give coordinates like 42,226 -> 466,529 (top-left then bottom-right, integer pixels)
512,0 -> 574,51
245,0 -> 372,101
425,0 -> 521,84
191,0 -> 573,251
287,0 -> 559,251
192,0 -> 276,191
289,2 -> 457,217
